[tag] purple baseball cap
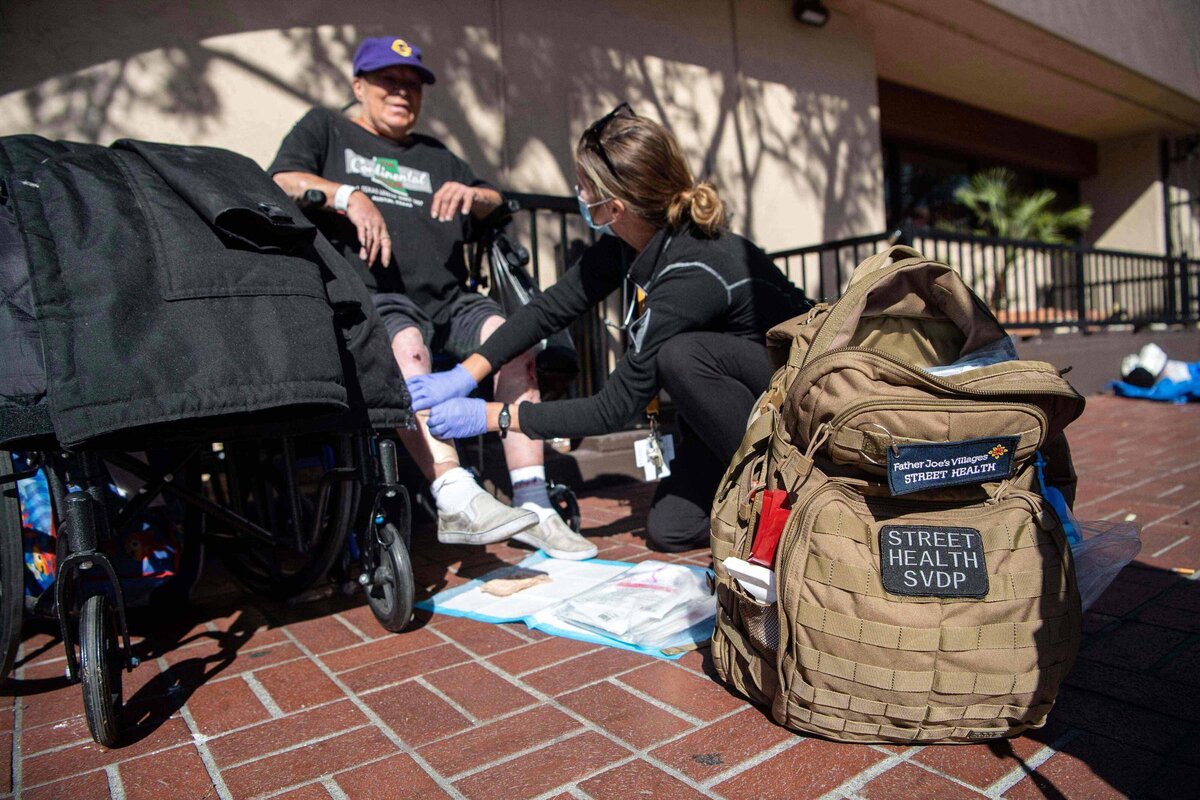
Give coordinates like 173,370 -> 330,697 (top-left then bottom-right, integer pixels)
352,37 -> 436,84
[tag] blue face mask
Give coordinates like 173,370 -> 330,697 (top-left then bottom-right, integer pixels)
577,194 -> 614,237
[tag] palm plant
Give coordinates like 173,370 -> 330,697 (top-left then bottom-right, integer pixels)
954,168 -> 1093,309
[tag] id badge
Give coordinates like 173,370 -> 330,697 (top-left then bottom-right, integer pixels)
634,432 -> 675,481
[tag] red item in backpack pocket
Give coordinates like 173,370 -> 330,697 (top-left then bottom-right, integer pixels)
748,489 -> 791,568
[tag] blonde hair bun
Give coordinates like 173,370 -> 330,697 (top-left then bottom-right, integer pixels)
689,182 -> 726,234
576,112 -> 726,236
668,182 -> 726,236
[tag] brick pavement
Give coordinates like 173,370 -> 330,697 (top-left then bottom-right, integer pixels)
2,394 -> 1198,799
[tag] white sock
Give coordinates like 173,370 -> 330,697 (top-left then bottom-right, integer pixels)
430,467 -> 485,513
511,466 -> 555,522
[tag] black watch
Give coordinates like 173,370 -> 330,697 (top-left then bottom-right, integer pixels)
498,404 -> 511,439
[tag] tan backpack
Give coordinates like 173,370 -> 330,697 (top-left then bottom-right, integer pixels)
710,245 -> 1085,744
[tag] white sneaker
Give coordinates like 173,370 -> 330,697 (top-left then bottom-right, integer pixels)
437,493 -> 538,546
514,513 -> 598,560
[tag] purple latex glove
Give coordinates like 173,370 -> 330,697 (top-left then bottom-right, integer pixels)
406,364 -> 478,411
427,397 -> 488,439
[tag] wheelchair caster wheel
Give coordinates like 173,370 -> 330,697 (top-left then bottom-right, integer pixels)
365,523 -> 415,633
80,593 -> 123,747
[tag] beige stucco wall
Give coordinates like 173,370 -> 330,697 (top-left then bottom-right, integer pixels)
0,0 -> 885,256
1082,133 -> 1166,255
733,0 -> 883,250
983,0 -> 1200,103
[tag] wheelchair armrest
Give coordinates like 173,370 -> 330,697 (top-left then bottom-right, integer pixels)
466,197 -> 519,244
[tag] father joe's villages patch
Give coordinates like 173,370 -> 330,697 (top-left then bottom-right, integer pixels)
880,525 -> 989,597
886,436 -> 1019,496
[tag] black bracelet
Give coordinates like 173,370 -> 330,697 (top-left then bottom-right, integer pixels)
498,404 -> 511,439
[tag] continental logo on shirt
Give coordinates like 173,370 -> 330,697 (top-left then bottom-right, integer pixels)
344,148 -> 433,197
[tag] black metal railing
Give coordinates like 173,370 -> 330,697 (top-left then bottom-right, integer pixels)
770,227 -> 1200,328
488,195 -> 1200,400
769,231 -> 895,303
492,192 -> 630,399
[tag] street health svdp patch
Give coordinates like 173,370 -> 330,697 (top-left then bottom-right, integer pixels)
879,525 -> 989,598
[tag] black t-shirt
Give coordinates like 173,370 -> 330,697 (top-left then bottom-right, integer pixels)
268,107 -> 492,317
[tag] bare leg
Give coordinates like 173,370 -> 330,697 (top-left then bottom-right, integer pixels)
478,318 -> 594,559
477,317 -> 595,559
480,316 -> 543,470
390,326 -> 459,481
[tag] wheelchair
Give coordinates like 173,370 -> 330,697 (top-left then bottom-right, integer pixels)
0,429 -> 416,747
0,136 -> 418,747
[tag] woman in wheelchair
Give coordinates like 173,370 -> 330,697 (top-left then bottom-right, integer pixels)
407,104 -> 812,551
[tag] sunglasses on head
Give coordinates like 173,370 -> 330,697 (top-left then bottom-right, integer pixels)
582,102 -> 635,179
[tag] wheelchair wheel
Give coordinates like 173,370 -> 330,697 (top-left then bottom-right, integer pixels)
0,452 -> 25,681
364,522 -> 415,633
79,593 -> 123,747
548,481 -> 581,533
211,434 -> 357,600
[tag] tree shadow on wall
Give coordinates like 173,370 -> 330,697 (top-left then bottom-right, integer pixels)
735,79 -> 880,241
15,28 -> 357,146
11,11 -> 879,251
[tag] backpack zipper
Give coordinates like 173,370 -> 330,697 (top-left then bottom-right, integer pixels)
774,477 -> 1055,608
774,481 -> 847,620
801,258 -> 1003,370
825,397 -> 1050,452
798,347 -> 1082,401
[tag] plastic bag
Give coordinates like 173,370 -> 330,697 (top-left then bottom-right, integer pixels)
14,453 -> 183,609
554,561 -> 715,648
923,335 -> 1018,377
1071,520 -> 1142,612
1034,451 -> 1140,612
17,467 -> 57,595
1110,361 -> 1200,403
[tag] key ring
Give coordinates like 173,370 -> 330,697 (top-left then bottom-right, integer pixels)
860,423 -> 900,466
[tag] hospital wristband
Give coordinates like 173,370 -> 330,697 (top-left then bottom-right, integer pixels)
333,184 -> 360,212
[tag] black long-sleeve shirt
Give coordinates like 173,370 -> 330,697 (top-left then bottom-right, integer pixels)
475,225 -> 811,440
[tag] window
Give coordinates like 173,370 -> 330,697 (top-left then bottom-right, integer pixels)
883,140 -> 1083,235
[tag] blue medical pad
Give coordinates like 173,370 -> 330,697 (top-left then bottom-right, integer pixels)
416,552 -> 715,660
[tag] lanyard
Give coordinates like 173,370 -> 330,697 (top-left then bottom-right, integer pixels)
636,287 -> 661,420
